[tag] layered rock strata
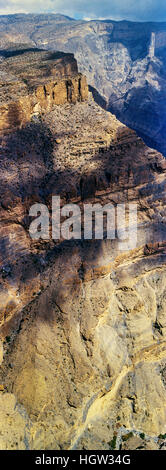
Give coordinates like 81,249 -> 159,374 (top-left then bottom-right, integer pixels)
0,48 -> 88,133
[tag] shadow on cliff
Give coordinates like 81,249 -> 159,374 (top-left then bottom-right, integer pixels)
0,114 -> 164,304
89,86 -> 107,110
0,115 -> 122,296
0,117 -> 54,199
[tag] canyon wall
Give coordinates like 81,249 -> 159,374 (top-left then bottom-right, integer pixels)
0,48 -> 88,133
0,47 -> 166,450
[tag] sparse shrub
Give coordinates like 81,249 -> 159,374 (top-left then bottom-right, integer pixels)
5,336 -> 11,343
122,432 -> 133,442
158,433 -> 166,439
108,434 -> 117,449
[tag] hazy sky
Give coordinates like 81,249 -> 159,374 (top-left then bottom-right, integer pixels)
0,0 -> 166,22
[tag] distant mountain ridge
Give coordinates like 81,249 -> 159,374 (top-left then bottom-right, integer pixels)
0,13 -> 76,22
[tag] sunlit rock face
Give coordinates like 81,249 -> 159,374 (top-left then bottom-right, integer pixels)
0,43 -> 166,450
1,14 -> 166,155
0,47 -> 88,133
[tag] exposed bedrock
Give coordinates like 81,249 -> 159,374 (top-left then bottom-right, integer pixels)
0,48 -> 88,133
0,47 -> 166,450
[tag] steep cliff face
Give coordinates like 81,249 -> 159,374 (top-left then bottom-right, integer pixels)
0,44 -> 166,449
1,14 -> 166,155
0,47 -> 88,133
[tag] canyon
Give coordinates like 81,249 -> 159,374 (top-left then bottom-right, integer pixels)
0,29 -> 166,450
0,14 -> 166,155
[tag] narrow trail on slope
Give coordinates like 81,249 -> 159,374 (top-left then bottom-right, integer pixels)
69,341 -> 166,449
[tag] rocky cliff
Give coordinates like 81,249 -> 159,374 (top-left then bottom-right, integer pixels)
0,46 -> 166,450
1,14 -> 166,155
0,47 -> 88,133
